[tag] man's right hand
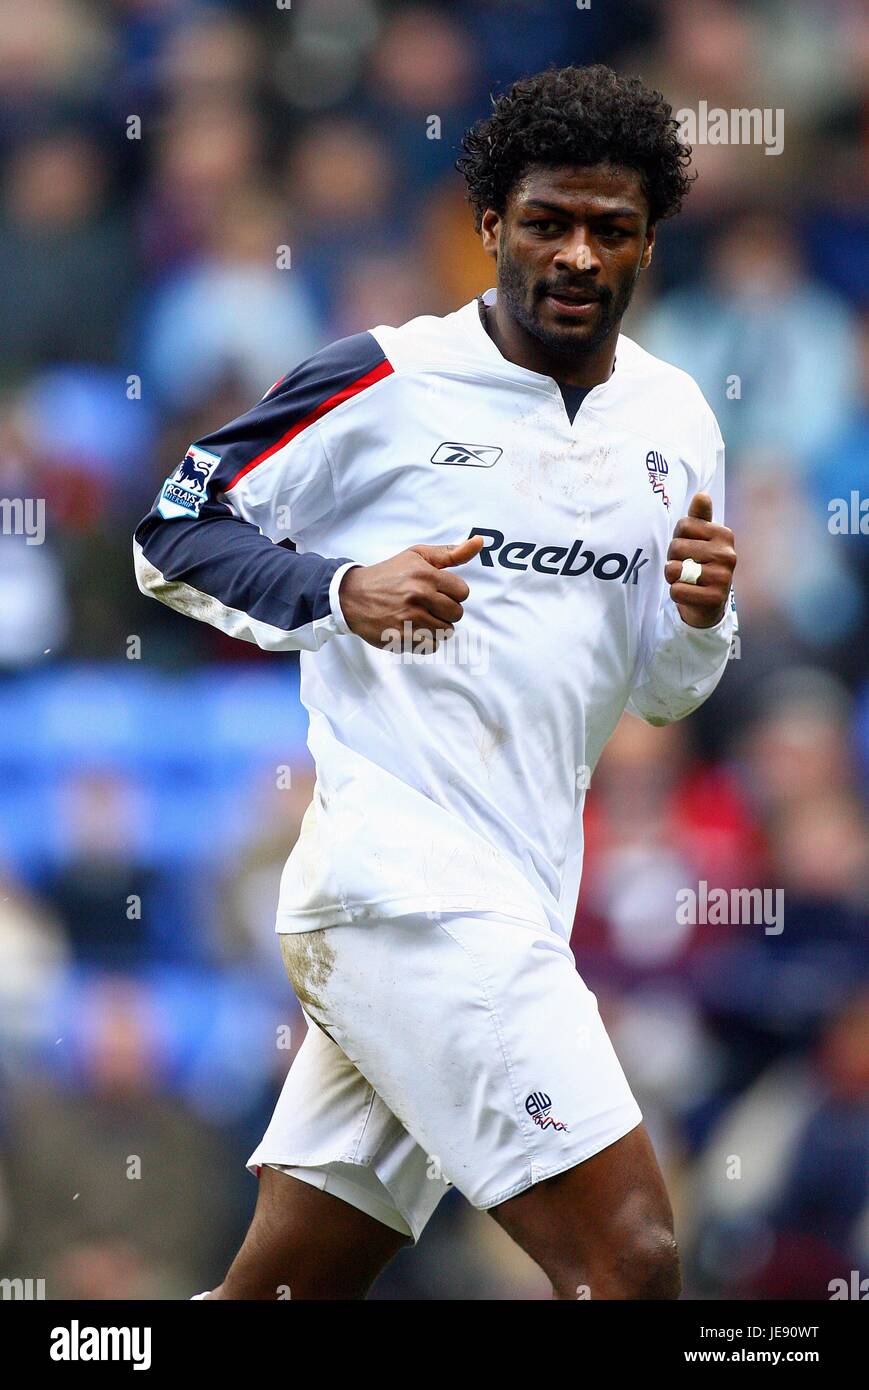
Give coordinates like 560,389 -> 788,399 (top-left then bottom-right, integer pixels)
338,535 -> 485,650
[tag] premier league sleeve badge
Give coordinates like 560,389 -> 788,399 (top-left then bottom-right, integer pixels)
157,444 -> 222,520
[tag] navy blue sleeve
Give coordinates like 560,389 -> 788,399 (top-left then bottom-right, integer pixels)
133,333 -> 391,651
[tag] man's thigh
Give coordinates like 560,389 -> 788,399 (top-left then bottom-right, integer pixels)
216,1165 -> 411,1300
489,1123 -> 678,1299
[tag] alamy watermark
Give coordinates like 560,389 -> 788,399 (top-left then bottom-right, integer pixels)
50,1321 -> 151,1370
828,492 -> 868,535
828,1270 -> 868,1299
0,497 -> 45,545
675,102 -> 784,156
380,621 -> 489,674
0,1275 -> 45,1299
676,881 -> 784,935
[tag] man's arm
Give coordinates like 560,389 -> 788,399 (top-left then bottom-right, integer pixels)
133,332 -> 483,653
134,497 -> 358,653
627,411 -> 738,726
133,335 -> 386,652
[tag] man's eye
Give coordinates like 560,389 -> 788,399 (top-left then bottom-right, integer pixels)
527,220 -> 561,234
598,227 -> 630,239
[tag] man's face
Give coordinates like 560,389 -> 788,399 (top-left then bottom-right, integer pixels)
480,163 -> 654,358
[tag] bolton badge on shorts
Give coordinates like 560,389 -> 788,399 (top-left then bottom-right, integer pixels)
158,445 -> 222,520
525,1091 -> 569,1133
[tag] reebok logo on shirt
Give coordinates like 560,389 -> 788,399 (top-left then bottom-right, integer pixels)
431,442 -> 503,467
470,528 -> 649,584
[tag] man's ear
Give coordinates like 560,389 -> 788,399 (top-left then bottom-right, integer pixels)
640,222 -> 656,270
480,209 -> 500,260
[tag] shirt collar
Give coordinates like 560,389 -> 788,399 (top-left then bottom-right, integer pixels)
466,287 -> 618,395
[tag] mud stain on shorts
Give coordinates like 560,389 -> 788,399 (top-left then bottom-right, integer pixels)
280,930 -> 338,1041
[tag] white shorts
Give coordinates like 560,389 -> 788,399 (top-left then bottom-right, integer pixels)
247,911 -> 642,1243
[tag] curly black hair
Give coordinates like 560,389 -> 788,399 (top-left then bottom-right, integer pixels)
456,64 -> 694,231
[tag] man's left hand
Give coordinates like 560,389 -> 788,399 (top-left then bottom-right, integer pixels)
664,492 -> 737,629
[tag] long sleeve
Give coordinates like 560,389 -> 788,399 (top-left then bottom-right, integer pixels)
133,333 -> 391,651
626,406 -> 737,726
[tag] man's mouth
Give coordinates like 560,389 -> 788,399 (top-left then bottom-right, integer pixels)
546,286 -> 600,303
544,289 -> 601,317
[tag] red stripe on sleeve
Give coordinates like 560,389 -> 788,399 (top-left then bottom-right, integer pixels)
225,358 -> 394,492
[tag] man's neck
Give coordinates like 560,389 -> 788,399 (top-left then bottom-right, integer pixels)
479,295 -> 617,388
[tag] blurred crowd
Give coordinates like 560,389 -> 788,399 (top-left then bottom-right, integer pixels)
0,0 -> 867,1300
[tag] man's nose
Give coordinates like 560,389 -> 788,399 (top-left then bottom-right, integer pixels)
553,231 -> 600,275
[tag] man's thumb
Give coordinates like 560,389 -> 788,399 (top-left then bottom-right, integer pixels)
688,492 -> 713,522
412,535 -> 485,569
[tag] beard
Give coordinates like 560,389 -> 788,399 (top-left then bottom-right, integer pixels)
496,241 -> 641,359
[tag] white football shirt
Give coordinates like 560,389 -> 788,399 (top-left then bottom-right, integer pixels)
135,287 -> 737,940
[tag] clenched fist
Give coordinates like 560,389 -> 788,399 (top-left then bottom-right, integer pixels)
664,492 -> 737,629
338,535 -> 485,650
